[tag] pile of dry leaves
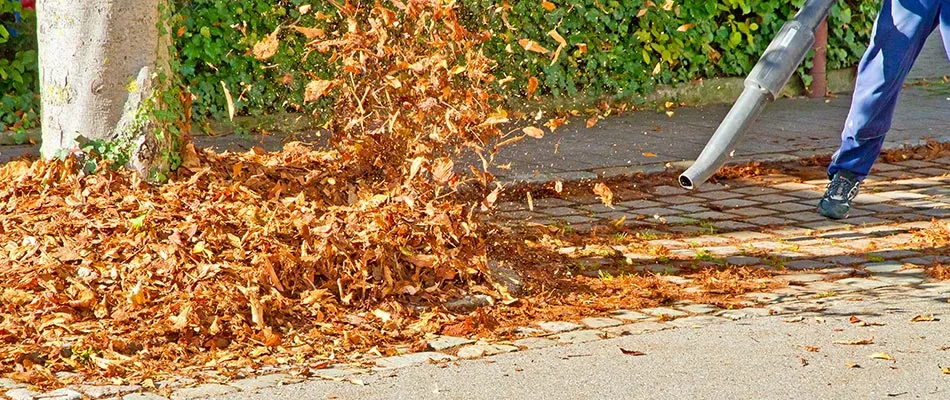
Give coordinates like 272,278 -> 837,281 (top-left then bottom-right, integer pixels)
0,0 -> 517,385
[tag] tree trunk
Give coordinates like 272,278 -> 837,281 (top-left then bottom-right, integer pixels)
37,0 -> 179,180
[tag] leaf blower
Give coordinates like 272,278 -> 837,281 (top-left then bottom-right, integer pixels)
678,0 -> 837,190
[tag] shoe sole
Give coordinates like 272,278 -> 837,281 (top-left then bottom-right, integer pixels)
817,206 -> 848,220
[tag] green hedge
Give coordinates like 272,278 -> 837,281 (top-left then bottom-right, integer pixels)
2,0 -> 881,129
0,1 -> 38,136
466,0 -> 879,98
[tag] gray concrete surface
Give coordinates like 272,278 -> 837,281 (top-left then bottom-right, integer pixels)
908,31 -> 950,80
215,291 -> 950,400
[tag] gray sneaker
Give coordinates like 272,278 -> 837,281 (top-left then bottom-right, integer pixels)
818,170 -> 861,220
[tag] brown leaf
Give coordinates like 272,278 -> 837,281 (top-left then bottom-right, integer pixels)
805,346 -> 820,353
910,314 -> 938,322
586,116 -> 599,128
676,23 -> 695,32
942,367 -> 950,375
220,81 -> 235,121
431,158 -> 455,184
541,0 -> 556,11
527,77 -> 539,99
620,348 -> 645,356
868,352 -> 895,361
849,316 -> 862,324
833,337 -> 874,345
252,29 -> 280,60
304,80 -> 337,103
845,362 -> 861,368
478,115 -> 510,128
523,126 -> 545,139
642,152 -> 657,157
544,117 -> 568,132
168,304 -> 192,331
293,25 -> 324,40
548,29 -> 567,64
593,182 -> 614,208
518,39 -> 550,55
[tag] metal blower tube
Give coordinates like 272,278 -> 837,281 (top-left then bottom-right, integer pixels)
678,0 -> 837,190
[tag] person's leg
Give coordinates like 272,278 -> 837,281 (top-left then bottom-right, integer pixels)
827,0 -> 942,180
941,1 -> 950,60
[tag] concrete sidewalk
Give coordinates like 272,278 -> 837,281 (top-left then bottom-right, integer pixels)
492,84 -> 950,184
220,291 -> 950,400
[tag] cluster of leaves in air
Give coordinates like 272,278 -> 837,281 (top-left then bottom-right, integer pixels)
0,0 -> 516,385
172,0 -> 880,120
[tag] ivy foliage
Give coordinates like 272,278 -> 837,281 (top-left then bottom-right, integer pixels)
465,0 -> 877,99
0,0 -> 38,138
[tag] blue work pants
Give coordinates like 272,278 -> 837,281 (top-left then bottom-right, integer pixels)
828,0 -> 950,180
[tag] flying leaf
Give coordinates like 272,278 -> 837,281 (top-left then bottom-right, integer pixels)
220,81 -> 235,121
637,8 -> 648,17
676,23 -> 694,32
593,182 -> 614,208
252,29 -> 280,60
523,126 -> 545,139
305,80 -> 336,102
868,352 -> 895,361
527,77 -> 539,99
662,0 -> 674,11
548,29 -> 567,64
519,39 -> 550,55
408,157 -> 425,181
293,25 -> 324,40
478,115 -> 510,128
431,158 -> 455,184
642,152 -> 657,157
482,186 -> 501,211
526,191 -> 534,211
553,180 -> 563,193
541,0 -> 556,11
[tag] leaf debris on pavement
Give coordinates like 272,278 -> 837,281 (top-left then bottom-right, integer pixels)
620,348 -> 646,356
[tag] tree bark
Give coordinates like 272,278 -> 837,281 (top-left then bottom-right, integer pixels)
37,0 -> 178,180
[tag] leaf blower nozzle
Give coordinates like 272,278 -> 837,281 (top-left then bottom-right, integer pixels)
679,0 -> 837,190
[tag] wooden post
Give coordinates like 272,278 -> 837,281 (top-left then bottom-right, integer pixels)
809,18 -> 828,98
